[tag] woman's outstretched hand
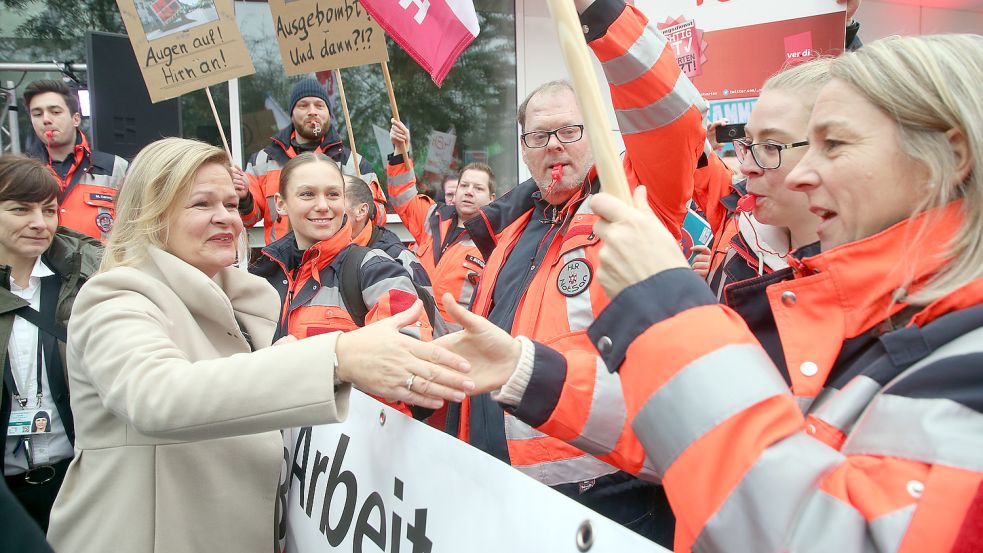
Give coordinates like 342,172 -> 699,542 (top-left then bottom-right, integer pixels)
335,300 -> 474,409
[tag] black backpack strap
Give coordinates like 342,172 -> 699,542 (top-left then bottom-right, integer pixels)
339,246 -> 372,327
413,283 -> 441,335
11,276 -> 67,343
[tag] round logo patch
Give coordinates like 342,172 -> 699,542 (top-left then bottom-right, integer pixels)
95,212 -> 114,233
557,258 -> 593,297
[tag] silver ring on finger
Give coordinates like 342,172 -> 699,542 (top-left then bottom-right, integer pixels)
405,374 -> 416,391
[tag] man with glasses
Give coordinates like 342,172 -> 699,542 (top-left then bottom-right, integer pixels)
444,0 -> 706,546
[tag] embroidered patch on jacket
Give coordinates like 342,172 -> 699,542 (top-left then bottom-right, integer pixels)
465,255 -> 486,269
88,193 -> 114,202
95,212 -> 114,233
557,258 -> 592,297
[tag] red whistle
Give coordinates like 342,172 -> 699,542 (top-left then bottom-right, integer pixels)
551,164 -> 562,182
737,193 -> 758,213
45,130 -> 54,139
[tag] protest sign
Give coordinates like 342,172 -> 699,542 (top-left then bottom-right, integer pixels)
115,0 -> 255,103
637,0 -> 846,100
280,391 -> 666,553
269,0 -> 389,76
423,130 -> 456,174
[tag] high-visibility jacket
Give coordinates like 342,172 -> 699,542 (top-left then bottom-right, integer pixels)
248,221 -> 430,342
26,131 -> 127,242
240,125 -> 377,244
453,0 -> 706,533
353,221 -> 434,296
249,223 -> 430,417
509,202 -> 983,552
387,156 -> 484,321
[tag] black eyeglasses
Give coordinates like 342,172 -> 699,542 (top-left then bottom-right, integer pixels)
521,125 -> 585,148
733,138 -> 809,170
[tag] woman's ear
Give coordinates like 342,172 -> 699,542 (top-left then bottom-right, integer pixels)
946,128 -> 973,185
274,192 -> 287,216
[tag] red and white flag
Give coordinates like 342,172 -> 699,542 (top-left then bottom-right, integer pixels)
360,0 -> 479,86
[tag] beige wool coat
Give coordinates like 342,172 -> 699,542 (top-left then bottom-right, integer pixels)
47,247 -> 350,553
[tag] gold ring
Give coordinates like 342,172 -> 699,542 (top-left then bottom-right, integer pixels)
405,374 -> 416,391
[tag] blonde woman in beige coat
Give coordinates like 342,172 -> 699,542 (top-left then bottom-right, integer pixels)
45,138 -> 474,553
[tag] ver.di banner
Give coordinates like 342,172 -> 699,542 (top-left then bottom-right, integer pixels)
636,0 -> 847,100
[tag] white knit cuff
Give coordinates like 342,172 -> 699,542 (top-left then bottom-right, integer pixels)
491,336 -> 536,406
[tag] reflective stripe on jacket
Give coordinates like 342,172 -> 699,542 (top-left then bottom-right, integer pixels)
511,202 -> 983,552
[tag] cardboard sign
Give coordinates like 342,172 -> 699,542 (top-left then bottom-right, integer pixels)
423,130 -> 456,174
281,392 -> 667,553
637,0 -> 846,100
269,0 -> 389,77
115,0 -> 255,103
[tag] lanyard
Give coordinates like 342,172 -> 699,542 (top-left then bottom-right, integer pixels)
3,333 -> 43,408
3,273 -> 59,408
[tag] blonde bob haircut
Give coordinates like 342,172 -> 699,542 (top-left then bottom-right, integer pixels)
101,137 -> 247,272
829,34 -> 983,304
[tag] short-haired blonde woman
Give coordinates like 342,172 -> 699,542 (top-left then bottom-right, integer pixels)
46,138 -> 473,553
436,34 -> 983,552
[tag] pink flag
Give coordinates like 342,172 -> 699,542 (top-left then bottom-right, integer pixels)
360,0 -> 479,86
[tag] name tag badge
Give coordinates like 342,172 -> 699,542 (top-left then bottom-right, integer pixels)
7,409 -> 53,436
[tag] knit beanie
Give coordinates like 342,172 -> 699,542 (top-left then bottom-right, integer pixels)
288,78 -> 331,114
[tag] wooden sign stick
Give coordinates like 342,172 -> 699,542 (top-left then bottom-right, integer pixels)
204,87 -> 233,162
334,68 -> 362,178
545,0 -> 631,203
380,62 -> 407,157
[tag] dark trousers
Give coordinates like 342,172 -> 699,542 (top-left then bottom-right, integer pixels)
576,482 -> 675,548
4,457 -> 71,532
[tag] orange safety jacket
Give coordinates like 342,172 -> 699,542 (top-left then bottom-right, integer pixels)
26,131 -> 128,242
509,202 -> 983,552
386,156 -> 484,321
249,222 -> 431,418
248,220 -> 431,342
452,0 -> 706,518
240,125 -> 379,244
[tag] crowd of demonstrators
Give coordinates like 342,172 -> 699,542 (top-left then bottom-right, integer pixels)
23,80 -> 128,243
43,138 -> 473,553
386,120 -> 496,322
233,78 -> 377,245
435,32 -> 983,553
0,156 -> 103,532
436,0 -> 708,545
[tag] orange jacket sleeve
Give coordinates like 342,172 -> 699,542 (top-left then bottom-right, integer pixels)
386,156 -> 437,245
587,1 -> 707,240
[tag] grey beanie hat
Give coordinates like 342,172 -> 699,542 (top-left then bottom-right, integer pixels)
288,78 -> 331,114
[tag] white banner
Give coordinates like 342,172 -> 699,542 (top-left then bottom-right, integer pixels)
283,391 -> 667,553
423,130 -> 456,174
